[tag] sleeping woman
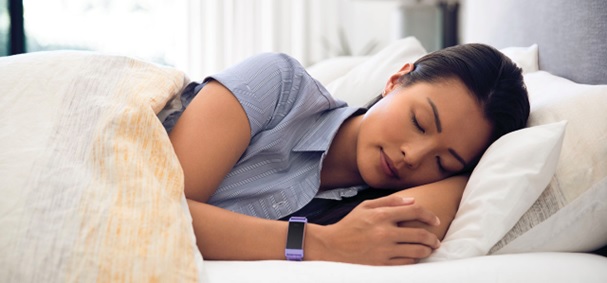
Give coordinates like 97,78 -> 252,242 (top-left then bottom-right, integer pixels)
163,43 -> 529,265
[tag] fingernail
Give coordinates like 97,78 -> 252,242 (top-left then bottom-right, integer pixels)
435,217 -> 441,226
436,239 -> 441,248
401,197 -> 415,204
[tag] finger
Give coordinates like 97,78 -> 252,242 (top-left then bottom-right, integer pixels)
377,204 -> 441,226
395,227 -> 440,249
390,243 -> 434,260
362,194 -> 415,209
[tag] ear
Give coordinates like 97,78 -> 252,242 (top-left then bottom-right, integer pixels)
382,63 -> 415,97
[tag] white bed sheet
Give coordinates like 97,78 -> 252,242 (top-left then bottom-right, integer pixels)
204,252 -> 607,283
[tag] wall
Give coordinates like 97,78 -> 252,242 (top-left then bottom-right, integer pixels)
458,0 -> 502,44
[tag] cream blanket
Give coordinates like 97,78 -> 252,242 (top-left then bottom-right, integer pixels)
0,51 -> 203,282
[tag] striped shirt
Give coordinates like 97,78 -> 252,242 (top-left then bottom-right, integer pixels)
189,53 -> 364,220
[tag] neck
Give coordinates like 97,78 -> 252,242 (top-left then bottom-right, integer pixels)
320,115 -> 365,190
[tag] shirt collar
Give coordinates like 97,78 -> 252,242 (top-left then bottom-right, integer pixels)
292,107 -> 362,152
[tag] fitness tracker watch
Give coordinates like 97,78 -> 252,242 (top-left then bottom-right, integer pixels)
285,216 -> 307,261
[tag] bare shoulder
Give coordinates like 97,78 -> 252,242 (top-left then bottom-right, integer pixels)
170,81 -> 251,202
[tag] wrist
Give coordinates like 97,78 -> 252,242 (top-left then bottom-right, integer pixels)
302,223 -> 332,261
285,216 -> 307,261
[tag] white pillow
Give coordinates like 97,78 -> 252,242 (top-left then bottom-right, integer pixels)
306,56 -> 369,86
490,71 -> 607,254
499,44 -> 539,74
325,36 -> 427,107
321,39 -> 539,107
423,121 -> 566,262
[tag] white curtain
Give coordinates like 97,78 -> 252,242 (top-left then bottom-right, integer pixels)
173,0 -> 343,80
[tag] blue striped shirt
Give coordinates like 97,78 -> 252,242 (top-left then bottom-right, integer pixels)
193,53 -> 364,220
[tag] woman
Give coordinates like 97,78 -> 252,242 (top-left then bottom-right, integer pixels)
164,43 -> 529,265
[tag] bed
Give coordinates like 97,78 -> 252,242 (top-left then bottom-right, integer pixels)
0,0 -> 605,282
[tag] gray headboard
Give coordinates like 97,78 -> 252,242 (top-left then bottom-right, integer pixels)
461,0 -> 607,85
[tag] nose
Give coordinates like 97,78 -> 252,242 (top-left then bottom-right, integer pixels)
401,142 -> 432,169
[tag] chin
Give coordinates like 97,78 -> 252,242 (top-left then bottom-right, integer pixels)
359,172 -> 383,189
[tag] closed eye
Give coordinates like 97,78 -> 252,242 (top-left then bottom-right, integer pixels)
435,156 -> 448,174
411,112 -> 425,133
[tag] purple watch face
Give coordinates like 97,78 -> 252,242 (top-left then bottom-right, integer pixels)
285,217 -> 306,261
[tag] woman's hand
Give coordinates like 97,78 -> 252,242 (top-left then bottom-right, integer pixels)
307,195 -> 441,265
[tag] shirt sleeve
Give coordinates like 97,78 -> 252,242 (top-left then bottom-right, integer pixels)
204,53 -> 325,138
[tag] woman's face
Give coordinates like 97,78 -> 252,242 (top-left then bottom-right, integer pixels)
356,74 -> 492,189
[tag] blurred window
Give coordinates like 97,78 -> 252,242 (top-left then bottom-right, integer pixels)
22,0 -> 178,65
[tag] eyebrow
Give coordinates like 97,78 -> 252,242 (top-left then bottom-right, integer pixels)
426,98 -> 442,133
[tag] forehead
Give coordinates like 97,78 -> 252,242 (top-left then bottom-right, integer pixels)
402,79 -> 479,114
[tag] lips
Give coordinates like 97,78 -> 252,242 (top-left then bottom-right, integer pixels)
380,148 -> 400,179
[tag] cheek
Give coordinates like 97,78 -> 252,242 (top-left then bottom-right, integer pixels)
356,157 -> 381,188
457,126 -> 493,162
366,100 -> 409,131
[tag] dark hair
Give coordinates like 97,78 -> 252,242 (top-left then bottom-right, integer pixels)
303,43 -> 530,225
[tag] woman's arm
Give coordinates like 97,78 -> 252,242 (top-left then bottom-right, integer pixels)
169,81 -> 251,202
392,175 -> 468,240
170,81 -> 441,265
318,176 -> 468,264
187,194 -> 441,265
